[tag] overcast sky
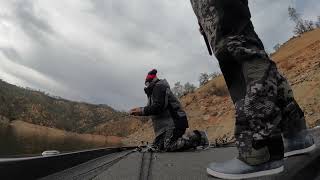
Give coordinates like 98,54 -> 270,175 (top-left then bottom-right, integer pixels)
0,0 -> 319,110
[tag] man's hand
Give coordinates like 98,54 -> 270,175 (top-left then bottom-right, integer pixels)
129,107 -> 143,116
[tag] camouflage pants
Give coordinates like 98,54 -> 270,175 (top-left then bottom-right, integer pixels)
153,129 -> 201,152
190,0 -> 306,159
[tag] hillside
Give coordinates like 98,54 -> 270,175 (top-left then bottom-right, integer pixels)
125,28 -> 320,145
0,80 -> 144,137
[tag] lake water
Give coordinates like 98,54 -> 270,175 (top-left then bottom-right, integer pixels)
0,121 -> 121,157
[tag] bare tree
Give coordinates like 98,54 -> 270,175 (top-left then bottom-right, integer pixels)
209,72 -> 220,80
199,73 -> 210,86
288,6 -> 315,35
184,82 -> 196,95
294,20 -> 315,35
288,6 -> 300,23
316,16 -> 320,28
172,82 -> 184,98
273,43 -> 281,52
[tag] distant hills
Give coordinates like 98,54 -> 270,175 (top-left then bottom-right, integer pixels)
0,79 -> 144,137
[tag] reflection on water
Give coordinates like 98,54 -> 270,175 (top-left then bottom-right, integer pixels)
0,121 -> 121,157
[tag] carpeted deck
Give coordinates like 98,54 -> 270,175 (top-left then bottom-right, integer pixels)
42,128 -> 320,180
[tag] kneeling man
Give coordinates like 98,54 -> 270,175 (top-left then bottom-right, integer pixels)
130,69 -> 209,152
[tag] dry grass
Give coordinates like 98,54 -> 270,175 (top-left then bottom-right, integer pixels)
280,60 -> 295,71
207,83 -> 229,97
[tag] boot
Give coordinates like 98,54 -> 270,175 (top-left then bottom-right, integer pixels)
207,135 -> 284,179
283,130 -> 316,157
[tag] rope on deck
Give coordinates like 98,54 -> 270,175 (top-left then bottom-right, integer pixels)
138,146 -> 154,180
73,149 -> 139,179
146,152 -> 153,180
138,151 -> 146,180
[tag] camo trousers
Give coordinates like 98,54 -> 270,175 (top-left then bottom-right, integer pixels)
153,129 -> 200,152
190,0 -> 307,158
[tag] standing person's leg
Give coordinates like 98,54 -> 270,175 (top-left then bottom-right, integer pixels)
277,76 -> 315,157
210,23 -> 286,179
190,0 -> 315,178
190,0 -> 288,178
